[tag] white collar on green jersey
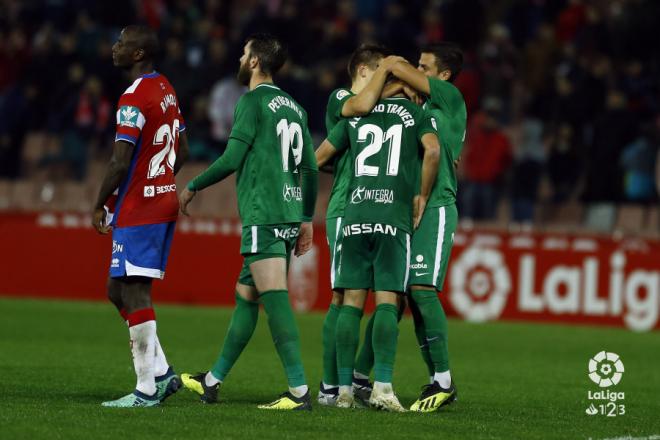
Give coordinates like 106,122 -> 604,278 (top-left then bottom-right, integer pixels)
255,83 -> 280,90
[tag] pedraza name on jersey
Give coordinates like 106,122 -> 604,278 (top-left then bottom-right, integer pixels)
160,93 -> 177,113
267,95 -> 303,119
342,223 -> 398,237
350,186 -> 394,205
144,184 -> 177,198
369,103 -> 415,127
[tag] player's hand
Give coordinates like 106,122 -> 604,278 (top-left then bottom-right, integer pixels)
413,195 -> 427,229
92,207 -> 111,235
403,84 -> 423,105
454,155 -> 461,170
295,222 -> 313,257
179,187 -> 196,216
380,55 -> 407,72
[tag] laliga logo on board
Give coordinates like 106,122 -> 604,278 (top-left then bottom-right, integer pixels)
588,351 -> 624,388
449,247 -> 511,322
449,240 -> 660,331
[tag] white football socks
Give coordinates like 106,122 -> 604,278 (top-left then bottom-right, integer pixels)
289,385 -> 308,398
373,381 -> 393,395
129,320 -> 157,396
124,317 -> 168,379
434,370 -> 451,388
153,335 -> 169,377
204,371 -> 221,387
322,382 -> 337,391
353,371 -> 369,381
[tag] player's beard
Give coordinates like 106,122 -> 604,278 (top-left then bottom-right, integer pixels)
237,61 -> 251,86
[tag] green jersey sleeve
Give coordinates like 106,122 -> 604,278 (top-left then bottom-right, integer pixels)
327,119 -> 350,152
324,88 -> 353,134
188,138 -> 249,191
229,94 -> 259,145
416,109 -> 437,142
300,124 -> 319,222
427,77 -> 463,114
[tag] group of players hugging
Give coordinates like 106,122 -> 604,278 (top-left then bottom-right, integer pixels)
92,25 -> 465,412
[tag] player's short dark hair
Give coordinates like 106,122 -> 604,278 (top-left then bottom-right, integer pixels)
347,44 -> 390,80
246,33 -> 287,76
124,25 -> 159,62
421,42 -> 463,82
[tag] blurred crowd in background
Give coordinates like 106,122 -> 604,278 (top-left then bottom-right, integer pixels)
1,0 -> 659,233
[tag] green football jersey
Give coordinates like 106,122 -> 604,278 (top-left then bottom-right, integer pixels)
229,83 -> 316,226
328,97 -> 436,234
325,88 -> 354,219
423,77 -> 467,207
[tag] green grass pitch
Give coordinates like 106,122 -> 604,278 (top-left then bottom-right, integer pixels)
0,297 -> 658,440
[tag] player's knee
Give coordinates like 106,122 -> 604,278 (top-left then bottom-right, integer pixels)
120,277 -> 153,312
374,291 -> 398,306
343,294 -> 364,309
331,290 -> 344,306
410,287 -> 438,303
254,276 -> 287,293
236,283 -> 259,302
106,278 -> 122,306
410,284 -> 436,293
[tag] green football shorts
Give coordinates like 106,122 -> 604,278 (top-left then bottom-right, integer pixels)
335,222 -> 410,293
238,223 -> 300,286
408,204 -> 458,291
326,216 -> 343,290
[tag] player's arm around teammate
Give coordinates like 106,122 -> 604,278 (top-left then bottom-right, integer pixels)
391,44 -> 466,412
316,114 -> 439,412
339,55 -> 405,116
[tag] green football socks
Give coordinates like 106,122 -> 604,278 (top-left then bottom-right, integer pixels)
372,303 -> 399,383
411,289 -> 450,373
211,292 -> 259,381
321,303 -> 340,386
409,294 -> 434,377
260,289 -> 307,387
336,305 -> 363,386
353,313 -> 375,377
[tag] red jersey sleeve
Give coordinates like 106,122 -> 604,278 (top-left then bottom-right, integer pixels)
177,106 -> 186,133
115,93 -> 147,145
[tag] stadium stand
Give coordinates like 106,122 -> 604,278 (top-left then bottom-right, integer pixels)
0,0 -> 658,237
